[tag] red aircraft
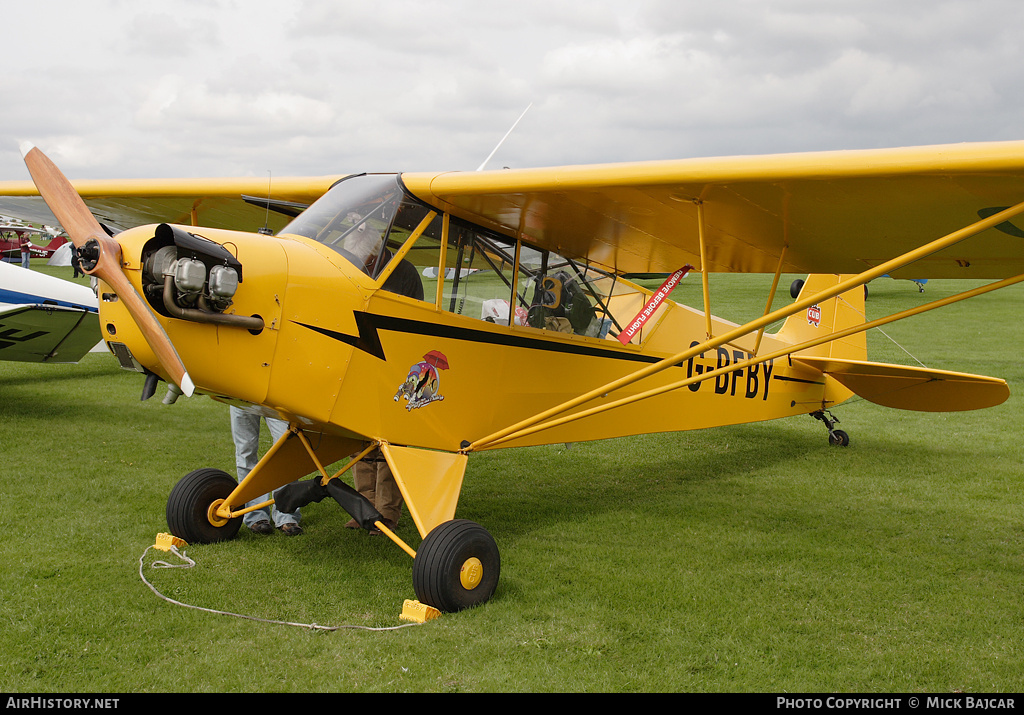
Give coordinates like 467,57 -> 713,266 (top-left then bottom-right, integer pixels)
0,221 -> 67,261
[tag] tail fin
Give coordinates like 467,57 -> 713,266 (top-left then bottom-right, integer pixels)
43,235 -> 68,252
776,274 -> 866,360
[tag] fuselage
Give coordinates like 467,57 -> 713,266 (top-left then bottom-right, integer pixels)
97,174 -> 843,451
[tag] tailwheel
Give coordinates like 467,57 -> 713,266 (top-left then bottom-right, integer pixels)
829,429 -> 850,447
166,468 -> 242,544
811,409 -> 850,448
413,519 -> 500,613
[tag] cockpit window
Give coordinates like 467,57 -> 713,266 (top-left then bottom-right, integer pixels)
517,246 -> 625,338
280,174 -> 403,278
394,212 -> 631,340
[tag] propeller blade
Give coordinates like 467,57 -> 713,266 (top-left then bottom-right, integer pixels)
20,142 -> 195,396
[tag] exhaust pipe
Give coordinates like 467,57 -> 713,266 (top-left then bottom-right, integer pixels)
162,275 -> 264,331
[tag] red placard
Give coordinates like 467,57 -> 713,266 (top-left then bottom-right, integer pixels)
617,265 -> 694,345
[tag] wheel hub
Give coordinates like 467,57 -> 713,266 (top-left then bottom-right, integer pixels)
207,498 -> 230,527
459,557 -> 483,590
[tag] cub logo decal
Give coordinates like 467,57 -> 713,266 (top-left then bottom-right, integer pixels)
806,304 -> 821,327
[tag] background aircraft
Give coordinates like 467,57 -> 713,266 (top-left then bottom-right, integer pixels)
3,140 -> 1023,614
0,260 -> 100,363
0,220 -> 67,261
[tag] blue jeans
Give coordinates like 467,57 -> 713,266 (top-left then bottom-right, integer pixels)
229,407 -> 297,527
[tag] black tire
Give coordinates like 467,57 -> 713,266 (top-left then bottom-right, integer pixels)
829,430 -> 850,447
413,519 -> 500,613
790,279 -> 804,299
166,468 -> 242,544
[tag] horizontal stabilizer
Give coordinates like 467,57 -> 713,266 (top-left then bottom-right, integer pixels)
794,356 -> 1009,412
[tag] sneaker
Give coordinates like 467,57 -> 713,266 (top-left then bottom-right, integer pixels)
249,520 -> 273,535
278,523 -> 303,536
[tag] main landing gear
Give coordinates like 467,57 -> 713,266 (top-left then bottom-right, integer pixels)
166,468 -> 243,544
811,409 -> 850,447
413,519 -> 500,613
165,468 -> 500,614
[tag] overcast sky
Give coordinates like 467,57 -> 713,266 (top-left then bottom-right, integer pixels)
3,0 -> 1024,181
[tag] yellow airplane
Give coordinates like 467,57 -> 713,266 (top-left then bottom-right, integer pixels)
4,139 -> 1024,614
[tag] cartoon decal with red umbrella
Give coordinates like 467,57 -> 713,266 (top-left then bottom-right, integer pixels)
394,350 -> 449,411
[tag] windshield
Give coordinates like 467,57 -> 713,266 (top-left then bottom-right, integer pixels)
280,174 -> 404,278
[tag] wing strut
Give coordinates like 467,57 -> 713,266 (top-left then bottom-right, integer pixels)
471,271 -> 1024,449
696,200 -> 713,339
753,244 -> 789,355
464,200 -> 1024,452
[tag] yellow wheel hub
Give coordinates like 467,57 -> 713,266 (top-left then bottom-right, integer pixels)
460,557 -> 484,590
207,499 -> 230,527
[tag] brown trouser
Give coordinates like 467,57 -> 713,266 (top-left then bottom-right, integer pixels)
352,454 -> 403,525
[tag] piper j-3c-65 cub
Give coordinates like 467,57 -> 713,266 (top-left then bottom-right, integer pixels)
5,139 -> 1024,613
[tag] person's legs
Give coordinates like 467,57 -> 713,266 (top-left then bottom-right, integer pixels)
352,459 -> 378,505
346,447 -> 403,532
262,417 -> 300,530
346,453 -> 378,529
374,462 -> 404,528
230,408 -> 273,531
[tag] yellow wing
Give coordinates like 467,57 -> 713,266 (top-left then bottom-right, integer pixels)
401,140 -> 1024,278
5,141 -> 1024,278
0,175 -> 347,233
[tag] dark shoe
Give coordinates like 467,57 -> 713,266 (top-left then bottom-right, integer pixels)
278,523 -> 303,536
344,518 -> 360,530
249,520 -> 273,535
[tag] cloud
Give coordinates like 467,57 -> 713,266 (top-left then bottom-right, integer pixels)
134,75 -> 336,134
2,0 -> 1024,180
124,10 -> 222,59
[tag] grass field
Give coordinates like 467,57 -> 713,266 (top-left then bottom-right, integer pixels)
1,264 -> 1021,693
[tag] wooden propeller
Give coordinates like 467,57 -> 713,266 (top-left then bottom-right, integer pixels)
20,142 -> 194,396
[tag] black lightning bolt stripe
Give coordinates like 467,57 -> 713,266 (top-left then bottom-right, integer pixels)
295,312 -> 665,365
297,312 -> 387,360
294,312 -> 818,387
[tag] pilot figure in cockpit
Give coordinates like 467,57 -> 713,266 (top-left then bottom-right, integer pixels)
528,270 -> 598,336
342,225 -> 423,301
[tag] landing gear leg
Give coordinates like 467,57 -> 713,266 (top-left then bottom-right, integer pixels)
811,409 -> 850,447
